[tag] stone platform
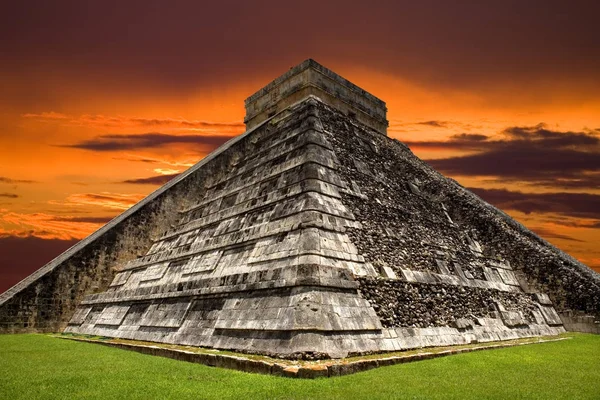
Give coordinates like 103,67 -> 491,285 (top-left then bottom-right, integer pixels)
57,333 -> 572,378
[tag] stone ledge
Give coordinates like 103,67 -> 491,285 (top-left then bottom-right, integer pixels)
79,266 -> 360,305
55,333 -> 571,379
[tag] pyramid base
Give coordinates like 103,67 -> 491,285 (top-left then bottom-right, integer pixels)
65,319 -> 564,359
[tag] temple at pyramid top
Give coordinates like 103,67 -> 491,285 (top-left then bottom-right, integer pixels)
244,59 -> 389,135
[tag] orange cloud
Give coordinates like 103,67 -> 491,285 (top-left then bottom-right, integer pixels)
111,154 -> 196,168
153,168 -> 180,175
0,176 -> 37,184
21,111 -> 69,120
63,192 -> 145,210
0,211 -> 108,240
22,112 -> 244,133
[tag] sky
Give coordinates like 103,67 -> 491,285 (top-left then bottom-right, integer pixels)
1,1 -> 599,292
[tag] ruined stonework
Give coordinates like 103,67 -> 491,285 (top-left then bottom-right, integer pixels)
245,59 -> 388,135
2,60 -> 599,358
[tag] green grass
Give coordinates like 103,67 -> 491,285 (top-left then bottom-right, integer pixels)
1,334 -> 599,399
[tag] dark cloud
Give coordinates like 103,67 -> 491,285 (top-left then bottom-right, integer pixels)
551,219 -> 600,230
404,130 -> 495,150
412,124 -> 600,188
526,175 -> 600,190
0,235 -> 77,294
0,2 -> 598,100
581,221 -> 600,229
50,216 -> 113,224
429,148 -> 600,181
118,157 -> 160,164
390,121 -> 478,131
23,113 -> 245,131
0,193 -> 19,198
0,176 -> 36,184
60,133 -> 234,152
449,133 -> 489,142
408,123 -> 599,150
468,187 -> 600,220
121,174 -> 179,185
113,157 -> 159,163
416,121 -> 448,128
530,227 -> 584,243
111,157 -> 183,165
126,118 -> 243,129
502,123 -> 600,146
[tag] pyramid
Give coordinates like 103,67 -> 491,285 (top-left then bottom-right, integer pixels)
1,60 -> 598,358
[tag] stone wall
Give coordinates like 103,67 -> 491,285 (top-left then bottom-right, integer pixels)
559,311 -> 600,334
0,195 -> 188,332
63,98 -> 568,358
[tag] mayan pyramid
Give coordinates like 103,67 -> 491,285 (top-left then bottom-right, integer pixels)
1,60 -> 598,358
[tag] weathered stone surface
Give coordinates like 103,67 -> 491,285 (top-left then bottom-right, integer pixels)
316,98 -> 599,324
559,311 -> 600,334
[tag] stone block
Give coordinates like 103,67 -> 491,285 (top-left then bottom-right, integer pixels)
451,318 -> 474,330
534,293 -> 553,305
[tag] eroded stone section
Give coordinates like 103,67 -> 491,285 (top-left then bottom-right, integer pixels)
315,100 -> 598,327
358,278 -> 548,329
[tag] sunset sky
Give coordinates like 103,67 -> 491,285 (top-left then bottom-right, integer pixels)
1,1 -> 599,292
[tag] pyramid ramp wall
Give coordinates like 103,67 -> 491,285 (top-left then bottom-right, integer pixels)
0,111 -> 283,333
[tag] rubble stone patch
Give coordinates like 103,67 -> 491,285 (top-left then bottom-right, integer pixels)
357,277 -> 538,328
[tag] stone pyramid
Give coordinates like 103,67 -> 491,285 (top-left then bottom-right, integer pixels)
2,60 -> 598,358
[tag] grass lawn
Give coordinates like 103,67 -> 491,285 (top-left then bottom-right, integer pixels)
0,334 -> 599,399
